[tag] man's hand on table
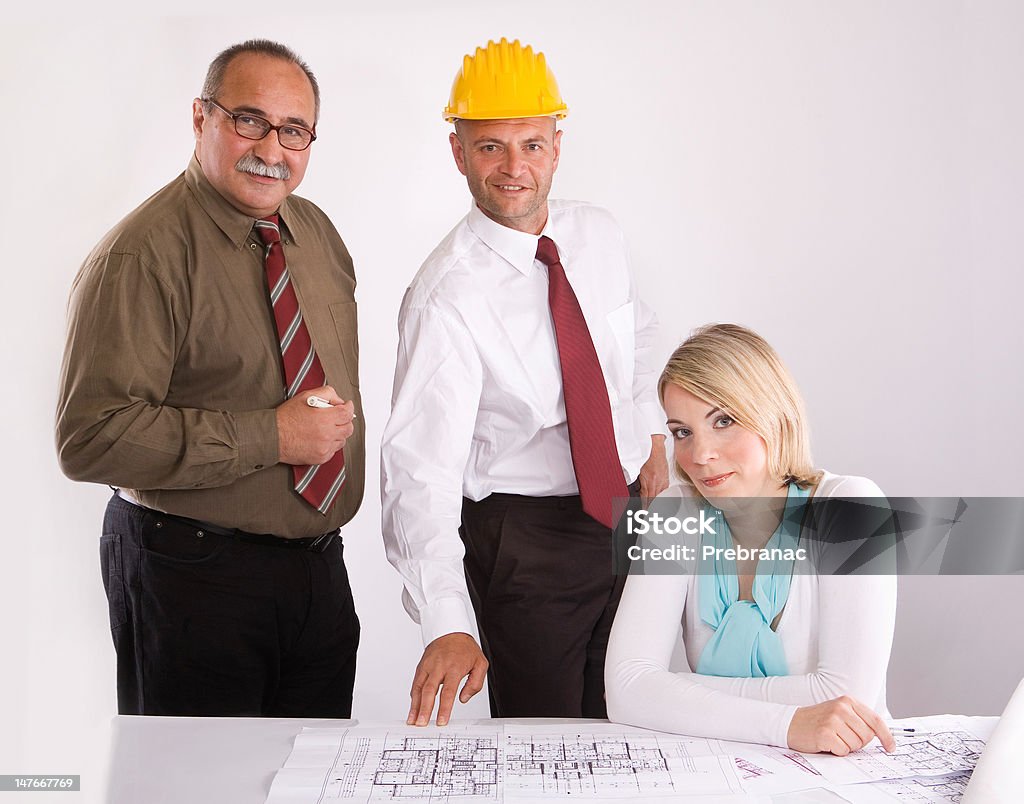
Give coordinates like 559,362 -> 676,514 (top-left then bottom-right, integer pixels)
408,632 -> 488,727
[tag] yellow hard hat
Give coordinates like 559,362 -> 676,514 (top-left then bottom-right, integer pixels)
443,37 -> 569,122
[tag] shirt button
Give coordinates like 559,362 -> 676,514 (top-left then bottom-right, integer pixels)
250,243 -> 257,250
196,530 -> 205,538
254,464 -> 264,470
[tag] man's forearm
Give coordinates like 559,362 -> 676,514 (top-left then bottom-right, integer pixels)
56,397 -> 278,490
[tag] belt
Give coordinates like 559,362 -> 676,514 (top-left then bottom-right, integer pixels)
468,479 -> 638,512
468,479 -> 642,509
117,492 -> 338,553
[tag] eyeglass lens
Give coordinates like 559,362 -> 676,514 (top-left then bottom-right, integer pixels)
234,114 -> 313,150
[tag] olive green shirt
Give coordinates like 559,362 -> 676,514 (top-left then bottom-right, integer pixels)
56,157 -> 364,537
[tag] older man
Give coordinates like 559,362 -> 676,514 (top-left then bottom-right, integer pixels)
381,38 -> 668,726
56,39 -> 363,717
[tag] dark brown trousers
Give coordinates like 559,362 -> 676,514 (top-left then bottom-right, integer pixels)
459,484 -> 637,718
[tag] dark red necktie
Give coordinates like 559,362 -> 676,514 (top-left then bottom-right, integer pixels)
537,235 -> 628,528
255,215 -> 346,514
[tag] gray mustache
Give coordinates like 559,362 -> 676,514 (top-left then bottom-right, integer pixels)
235,153 -> 291,180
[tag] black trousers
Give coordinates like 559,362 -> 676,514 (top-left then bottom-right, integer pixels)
100,494 -> 360,717
459,485 -> 637,719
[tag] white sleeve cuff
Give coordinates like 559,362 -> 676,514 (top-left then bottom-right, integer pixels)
419,597 -> 479,647
776,704 -> 799,749
638,401 -> 668,439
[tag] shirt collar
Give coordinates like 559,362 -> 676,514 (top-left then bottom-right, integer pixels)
466,202 -> 566,275
184,154 -> 302,249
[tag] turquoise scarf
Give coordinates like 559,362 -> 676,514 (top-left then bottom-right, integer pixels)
696,482 -> 810,678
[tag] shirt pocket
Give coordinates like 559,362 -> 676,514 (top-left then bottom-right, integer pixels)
329,301 -> 361,389
603,301 -> 635,404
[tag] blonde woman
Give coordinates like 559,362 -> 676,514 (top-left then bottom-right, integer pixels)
605,324 -> 897,755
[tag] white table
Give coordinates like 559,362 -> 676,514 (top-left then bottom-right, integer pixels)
106,715 -> 353,803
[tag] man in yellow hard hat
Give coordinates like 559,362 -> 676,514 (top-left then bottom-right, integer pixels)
381,38 -> 668,725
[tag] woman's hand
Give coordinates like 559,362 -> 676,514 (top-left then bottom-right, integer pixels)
787,696 -> 896,755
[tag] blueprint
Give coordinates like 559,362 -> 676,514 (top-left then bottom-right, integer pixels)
265,722 -> 743,803
265,717 -> 997,804
798,724 -> 990,786
503,723 -> 742,798
836,771 -> 974,803
267,726 -> 499,803
720,716 -> 995,802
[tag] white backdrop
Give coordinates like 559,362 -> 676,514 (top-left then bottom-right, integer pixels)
2,4 -> 1022,800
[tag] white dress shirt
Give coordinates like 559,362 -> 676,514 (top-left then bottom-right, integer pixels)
605,472 -> 897,748
381,200 -> 664,646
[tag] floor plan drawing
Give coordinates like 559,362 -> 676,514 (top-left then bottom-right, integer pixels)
372,735 -> 499,799
812,730 -> 985,784
501,724 -> 741,799
865,771 -> 974,803
317,731 -> 500,802
266,723 -> 742,802
884,732 -> 983,777
504,731 -> 675,796
265,718 -> 995,803
764,724 -> 992,797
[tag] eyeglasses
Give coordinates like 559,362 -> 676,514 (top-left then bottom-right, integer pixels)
202,98 -> 316,151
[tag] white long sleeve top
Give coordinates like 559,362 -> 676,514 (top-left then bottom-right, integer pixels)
605,472 -> 897,748
381,201 -> 664,647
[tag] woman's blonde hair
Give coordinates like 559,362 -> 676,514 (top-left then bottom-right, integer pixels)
658,323 -> 821,489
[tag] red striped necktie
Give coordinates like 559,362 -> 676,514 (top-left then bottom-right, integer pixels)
255,215 -> 346,515
536,235 -> 628,529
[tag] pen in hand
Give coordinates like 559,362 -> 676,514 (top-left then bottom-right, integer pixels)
307,395 -> 358,418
